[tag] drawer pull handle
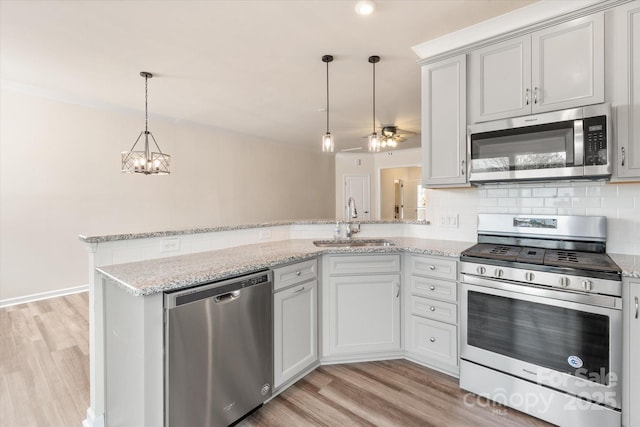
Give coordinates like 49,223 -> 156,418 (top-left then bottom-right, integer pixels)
429,265 -> 436,271
525,88 -> 530,105
534,86 -> 539,104
622,147 -> 626,167
292,286 -> 305,293
636,296 -> 639,319
429,337 -> 435,343
296,271 -> 301,276
430,306 -> 436,312
396,283 -> 400,298
429,285 -> 435,291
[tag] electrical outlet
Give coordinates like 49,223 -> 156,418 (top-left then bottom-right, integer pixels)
259,229 -> 272,241
160,238 -> 180,252
439,214 -> 458,228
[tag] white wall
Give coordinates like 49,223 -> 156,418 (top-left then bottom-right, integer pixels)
0,89 -> 335,300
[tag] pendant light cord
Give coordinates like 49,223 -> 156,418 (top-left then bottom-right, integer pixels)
372,60 -> 376,133
326,59 -> 330,133
144,74 -> 149,133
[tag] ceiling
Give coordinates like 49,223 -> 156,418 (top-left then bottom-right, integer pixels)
0,0 -> 536,152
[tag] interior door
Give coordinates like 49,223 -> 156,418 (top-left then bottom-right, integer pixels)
344,175 -> 370,220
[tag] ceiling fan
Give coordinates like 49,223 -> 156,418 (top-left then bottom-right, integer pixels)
376,125 -> 417,148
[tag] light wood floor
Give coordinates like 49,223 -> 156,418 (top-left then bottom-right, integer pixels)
1,293 -> 550,427
1,292 -> 90,427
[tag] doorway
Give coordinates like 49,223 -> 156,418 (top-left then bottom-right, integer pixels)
380,167 -> 421,220
344,175 -> 371,220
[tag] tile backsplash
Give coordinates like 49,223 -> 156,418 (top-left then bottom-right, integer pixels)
424,181 -> 639,256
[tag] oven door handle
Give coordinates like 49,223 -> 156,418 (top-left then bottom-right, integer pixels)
461,273 -> 622,309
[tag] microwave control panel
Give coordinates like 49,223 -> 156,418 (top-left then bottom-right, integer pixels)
583,116 -> 607,165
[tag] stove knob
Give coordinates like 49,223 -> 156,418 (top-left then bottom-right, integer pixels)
525,272 -> 535,282
559,277 -> 569,287
495,269 -> 504,278
582,280 -> 592,291
476,266 -> 486,275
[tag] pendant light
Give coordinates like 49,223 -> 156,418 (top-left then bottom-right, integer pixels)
321,55 -> 335,153
368,55 -> 380,153
121,72 -> 171,175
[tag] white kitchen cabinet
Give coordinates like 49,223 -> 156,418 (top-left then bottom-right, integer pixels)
623,278 -> 640,427
611,2 -> 640,181
421,54 -> 468,187
469,13 -> 604,123
273,259 -> 318,390
405,254 -> 459,376
323,254 -> 401,358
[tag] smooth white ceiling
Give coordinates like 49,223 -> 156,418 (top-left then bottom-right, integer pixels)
0,0 -> 535,152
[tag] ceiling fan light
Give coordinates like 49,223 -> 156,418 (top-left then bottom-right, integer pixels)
322,132 -> 334,152
388,138 -> 397,148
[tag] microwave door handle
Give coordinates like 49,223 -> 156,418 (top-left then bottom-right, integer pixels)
574,119 -> 584,166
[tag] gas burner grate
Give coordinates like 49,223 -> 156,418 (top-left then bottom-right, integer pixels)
555,251 -> 579,263
490,246 -> 513,255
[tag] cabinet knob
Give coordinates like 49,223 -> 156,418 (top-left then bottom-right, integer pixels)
429,337 -> 435,343
430,306 -> 436,312
295,271 -> 301,276
429,265 -> 436,271
429,285 -> 435,291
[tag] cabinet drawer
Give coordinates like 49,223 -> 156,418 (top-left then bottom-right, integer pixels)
408,316 -> 457,367
411,296 -> 457,324
273,258 -> 317,291
328,254 -> 400,276
409,256 -> 457,281
410,275 -> 457,302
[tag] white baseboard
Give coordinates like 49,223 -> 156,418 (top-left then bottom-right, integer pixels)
0,284 -> 88,308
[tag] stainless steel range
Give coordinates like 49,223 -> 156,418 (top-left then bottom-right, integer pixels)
459,214 -> 622,427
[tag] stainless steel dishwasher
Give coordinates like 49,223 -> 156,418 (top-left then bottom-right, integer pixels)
164,270 -> 273,426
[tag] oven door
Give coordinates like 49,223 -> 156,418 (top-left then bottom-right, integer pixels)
460,275 -> 622,409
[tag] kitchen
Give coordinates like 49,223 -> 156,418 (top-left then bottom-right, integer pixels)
1,0 -> 639,426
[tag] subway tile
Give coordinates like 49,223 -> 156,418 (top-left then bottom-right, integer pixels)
509,188 -> 532,197
571,197 -> 601,209
544,197 -> 571,208
601,197 -> 634,209
498,198 -> 518,207
532,208 -> 558,215
509,207 -> 531,214
532,187 -> 557,197
520,198 -> 544,208
479,197 -> 498,207
487,188 -> 509,197
557,186 -> 586,197
558,208 -> 586,215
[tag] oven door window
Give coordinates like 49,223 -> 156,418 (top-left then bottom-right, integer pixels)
467,290 -> 610,384
470,120 -> 575,173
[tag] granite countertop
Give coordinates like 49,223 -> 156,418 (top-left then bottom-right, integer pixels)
610,253 -> 640,279
79,219 -> 431,244
97,237 -> 472,296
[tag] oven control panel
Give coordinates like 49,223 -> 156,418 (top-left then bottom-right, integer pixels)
460,262 -> 621,297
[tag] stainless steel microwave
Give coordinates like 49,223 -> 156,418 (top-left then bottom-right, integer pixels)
467,104 -> 611,183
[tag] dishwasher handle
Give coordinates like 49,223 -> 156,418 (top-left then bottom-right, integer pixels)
214,290 -> 241,303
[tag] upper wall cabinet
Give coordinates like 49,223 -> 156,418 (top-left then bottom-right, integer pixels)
611,2 -> 640,181
469,13 -> 604,123
421,54 -> 468,187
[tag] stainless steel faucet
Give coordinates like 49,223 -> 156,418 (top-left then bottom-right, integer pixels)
346,197 -> 360,238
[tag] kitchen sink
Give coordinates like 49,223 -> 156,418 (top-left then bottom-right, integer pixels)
313,239 -> 396,247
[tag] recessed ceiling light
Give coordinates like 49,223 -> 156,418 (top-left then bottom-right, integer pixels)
355,0 -> 375,16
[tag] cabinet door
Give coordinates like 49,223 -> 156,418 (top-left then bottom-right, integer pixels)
531,13 -> 604,113
327,274 -> 400,355
624,280 -> 640,427
421,54 -> 468,187
613,3 -> 640,180
469,35 -> 532,123
408,315 -> 458,370
273,280 -> 317,389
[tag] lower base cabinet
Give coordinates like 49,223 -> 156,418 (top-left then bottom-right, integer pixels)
408,315 -> 457,368
273,259 -> 318,390
323,255 -> 401,358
